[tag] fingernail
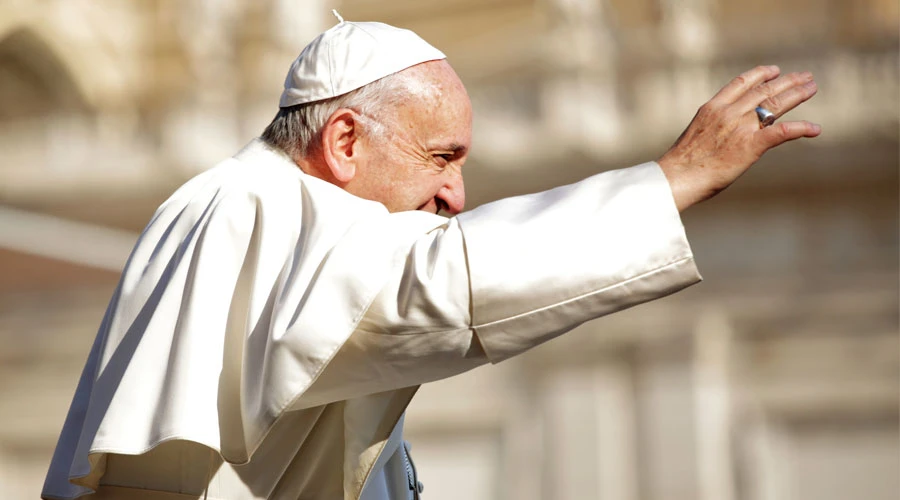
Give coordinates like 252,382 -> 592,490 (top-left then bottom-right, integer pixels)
770,65 -> 781,73
802,71 -> 813,80
805,80 -> 818,90
812,123 -> 822,134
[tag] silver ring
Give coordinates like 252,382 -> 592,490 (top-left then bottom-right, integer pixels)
755,106 -> 776,128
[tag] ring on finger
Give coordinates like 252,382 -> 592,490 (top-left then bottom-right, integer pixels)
755,106 -> 776,128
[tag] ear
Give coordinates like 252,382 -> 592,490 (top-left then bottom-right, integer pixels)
320,108 -> 360,184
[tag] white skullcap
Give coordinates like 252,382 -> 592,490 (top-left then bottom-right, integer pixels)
278,20 -> 446,107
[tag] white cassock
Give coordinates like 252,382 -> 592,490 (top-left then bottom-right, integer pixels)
42,139 -> 701,500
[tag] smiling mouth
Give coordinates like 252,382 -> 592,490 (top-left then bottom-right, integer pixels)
416,198 -> 445,214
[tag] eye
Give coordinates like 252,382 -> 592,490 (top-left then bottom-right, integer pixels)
433,153 -> 455,166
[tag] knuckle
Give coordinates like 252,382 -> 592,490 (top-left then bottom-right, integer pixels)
732,75 -> 747,87
776,122 -> 791,138
757,82 -> 777,98
697,101 -> 722,122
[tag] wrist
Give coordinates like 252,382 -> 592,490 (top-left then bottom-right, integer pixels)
656,154 -> 696,213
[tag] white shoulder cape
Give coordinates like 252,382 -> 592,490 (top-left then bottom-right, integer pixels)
44,141 -> 450,498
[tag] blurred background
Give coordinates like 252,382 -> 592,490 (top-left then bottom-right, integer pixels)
0,0 -> 897,499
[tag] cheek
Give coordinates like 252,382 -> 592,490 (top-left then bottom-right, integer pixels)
368,171 -> 419,211
390,175 -> 441,211
364,147 -> 445,210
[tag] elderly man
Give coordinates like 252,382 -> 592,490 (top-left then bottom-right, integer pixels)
43,19 -> 819,500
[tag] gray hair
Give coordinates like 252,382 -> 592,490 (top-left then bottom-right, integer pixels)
261,71 -> 416,161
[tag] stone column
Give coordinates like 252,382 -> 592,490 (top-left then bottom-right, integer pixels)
692,309 -> 736,500
541,0 -> 622,155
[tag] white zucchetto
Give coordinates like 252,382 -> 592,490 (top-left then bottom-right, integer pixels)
279,20 -> 446,107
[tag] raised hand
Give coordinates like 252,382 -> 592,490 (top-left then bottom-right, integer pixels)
658,65 -> 821,211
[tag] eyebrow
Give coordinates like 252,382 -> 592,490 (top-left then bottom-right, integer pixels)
433,143 -> 468,155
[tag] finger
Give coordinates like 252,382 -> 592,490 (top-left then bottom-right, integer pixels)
757,121 -> 822,150
756,79 -> 818,119
712,65 -> 780,104
736,71 -> 815,113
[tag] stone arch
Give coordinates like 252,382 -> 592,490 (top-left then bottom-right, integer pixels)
0,19 -> 108,178
0,5 -> 132,113
0,27 -> 89,122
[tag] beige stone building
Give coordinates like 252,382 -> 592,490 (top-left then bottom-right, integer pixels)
0,0 -> 897,499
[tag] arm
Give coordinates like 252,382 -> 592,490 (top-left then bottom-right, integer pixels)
299,162 -> 699,406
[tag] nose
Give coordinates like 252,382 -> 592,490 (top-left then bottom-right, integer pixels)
436,171 -> 465,215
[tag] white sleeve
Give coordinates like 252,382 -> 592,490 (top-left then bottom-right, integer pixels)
300,162 -> 701,405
